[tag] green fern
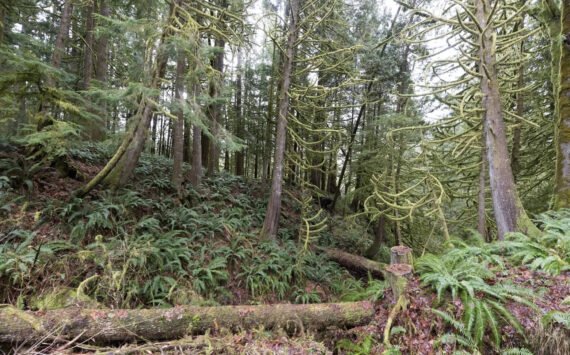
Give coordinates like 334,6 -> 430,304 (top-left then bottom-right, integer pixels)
541,311 -> 570,329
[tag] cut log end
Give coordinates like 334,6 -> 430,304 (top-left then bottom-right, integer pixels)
390,246 -> 413,266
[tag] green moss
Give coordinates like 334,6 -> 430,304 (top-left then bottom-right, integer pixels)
30,287 -> 99,310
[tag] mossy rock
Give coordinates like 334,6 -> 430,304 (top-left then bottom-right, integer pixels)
30,287 -> 100,310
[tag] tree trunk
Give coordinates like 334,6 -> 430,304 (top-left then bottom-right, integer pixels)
37,0 -> 73,131
511,45 -> 524,179
261,0 -> 300,238
235,48 -> 245,176
555,0 -> 570,208
190,83 -> 202,186
95,0 -> 109,84
476,0 -> 539,239
48,0 -> 74,87
320,247 -> 386,279
364,215 -> 385,258
83,0 -> 106,141
206,36 -> 225,176
0,302 -> 374,344
0,4 -> 5,47
83,1 -> 95,91
95,0 -> 109,134
477,130 -> 487,240
183,118 -> 191,163
172,49 -> 185,195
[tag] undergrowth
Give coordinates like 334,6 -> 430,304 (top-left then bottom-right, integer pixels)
0,144 -> 364,309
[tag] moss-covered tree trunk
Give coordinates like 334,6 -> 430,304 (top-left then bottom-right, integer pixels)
206,35 -> 225,176
172,49 -> 186,195
235,48 -> 245,176
0,302 -> 374,344
476,0 -> 539,240
555,0 -> 570,208
261,0 -> 300,238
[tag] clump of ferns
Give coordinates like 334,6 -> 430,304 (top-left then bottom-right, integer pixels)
491,210 -> 570,276
75,230 -> 194,307
417,248 -> 538,351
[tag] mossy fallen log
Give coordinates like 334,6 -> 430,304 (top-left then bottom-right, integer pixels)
319,247 -> 386,278
0,301 -> 374,344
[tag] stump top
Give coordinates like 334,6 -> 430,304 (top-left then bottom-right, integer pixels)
385,263 -> 413,275
391,246 -> 412,254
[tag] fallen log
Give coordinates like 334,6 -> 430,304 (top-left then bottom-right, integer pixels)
319,247 -> 386,279
0,301 -> 374,344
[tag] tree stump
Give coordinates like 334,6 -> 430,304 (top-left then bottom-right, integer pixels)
383,263 -> 413,346
384,263 -> 413,301
390,246 -> 413,267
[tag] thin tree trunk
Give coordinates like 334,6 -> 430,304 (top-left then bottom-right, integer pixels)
172,49 -> 185,195
478,130 -> 487,241
235,48 -> 244,175
555,0 -> 570,208
0,4 -> 5,47
95,0 -> 109,83
511,31 -> 524,179
364,215 -> 386,258
95,0 -> 109,134
476,0 -> 538,239
190,84 -> 202,186
37,0 -> 73,130
183,119 -> 191,163
83,1 -> 95,91
48,0 -> 74,87
261,0 -> 300,238
207,37 -> 225,175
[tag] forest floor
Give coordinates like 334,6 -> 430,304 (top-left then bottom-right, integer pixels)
0,143 -> 569,354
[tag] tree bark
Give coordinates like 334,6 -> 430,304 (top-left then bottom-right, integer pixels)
235,48 -> 245,176
95,0 -> 109,84
172,49 -> 186,195
476,0 -> 538,239
261,0 -> 300,238
0,4 -> 5,47
190,83 -> 202,186
0,302 -> 374,344
478,130 -> 487,240
555,0 -> 570,209
206,34 -> 225,175
83,1 -> 95,91
364,215 -> 385,258
37,0 -> 74,130
320,247 -> 386,279
48,0 -> 74,87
